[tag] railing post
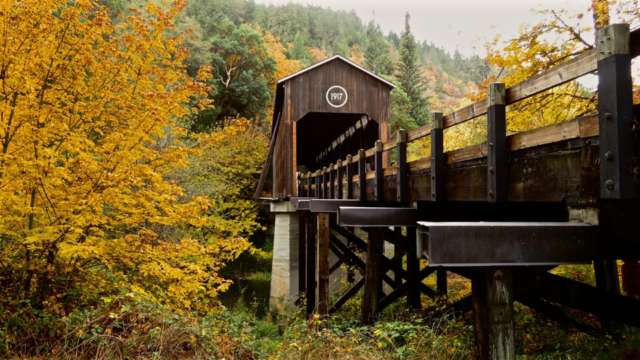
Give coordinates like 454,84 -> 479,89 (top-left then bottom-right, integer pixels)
431,111 -> 447,296
397,130 -> 408,202
374,140 -> 384,201
358,149 -> 366,200
297,173 -> 302,197
322,167 -> 328,199
394,130 -> 408,290
597,23 -> 635,199
306,172 -> 312,198
315,170 -> 322,199
346,155 -> 354,199
487,82 -> 507,203
337,160 -> 343,199
431,111 -> 444,201
329,164 -> 335,199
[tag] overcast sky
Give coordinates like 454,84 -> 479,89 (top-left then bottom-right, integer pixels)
254,0 -> 593,57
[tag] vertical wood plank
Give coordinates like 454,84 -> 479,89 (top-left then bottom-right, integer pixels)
358,149 -> 366,200
337,160 -> 344,199
317,213 -> 330,317
375,140 -> 384,201
472,267 -> 515,360
597,24 -> 635,199
362,227 -> 384,325
329,164 -> 335,199
431,112 -> 445,201
487,83 -> 507,203
397,130 -> 408,202
437,268 -> 448,297
315,170 -> 321,199
306,172 -> 312,198
407,228 -> 421,309
322,167 -> 328,199
346,155 -> 354,199
299,212 -> 306,295
306,214 -> 317,317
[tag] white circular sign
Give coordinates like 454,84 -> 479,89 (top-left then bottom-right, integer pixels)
326,86 -> 348,108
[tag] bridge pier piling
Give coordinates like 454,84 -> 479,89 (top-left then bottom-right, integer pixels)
472,267 -> 516,360
269,202 -> 300,313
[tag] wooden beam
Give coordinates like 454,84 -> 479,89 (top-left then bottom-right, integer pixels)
336,160 -> 343,199
513,267 -> 640,328
431,112 -> 444,201
597,24 -> 636,199
329,278 -> 365,314
487,83 -> 507,203
358,149 -> 366,200
306,214 -> 316,317
472,267 -> 516,360
317,213 -> 330,317
362,228 -> 384,325
437,268 -> 447,297
346,155 -> 354,199
298,213 -> 306,295
254,112 -> 281,200
374,141 -> 383,201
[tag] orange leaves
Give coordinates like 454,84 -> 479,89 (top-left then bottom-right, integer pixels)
0,0 -> 237,313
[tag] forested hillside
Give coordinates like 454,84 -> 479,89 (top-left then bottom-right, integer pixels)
105,0 -> 488,129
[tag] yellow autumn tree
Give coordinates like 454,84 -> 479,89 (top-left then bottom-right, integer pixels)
258,27 -> 303,119
445,1 -> 639,152
0,0 -> 250,316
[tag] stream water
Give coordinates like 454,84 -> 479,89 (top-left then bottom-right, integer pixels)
217,278 -> 271,318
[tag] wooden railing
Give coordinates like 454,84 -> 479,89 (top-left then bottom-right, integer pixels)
298,24 -> 640,201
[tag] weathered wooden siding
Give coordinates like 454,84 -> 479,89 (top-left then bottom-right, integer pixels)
273,59 -> 393,198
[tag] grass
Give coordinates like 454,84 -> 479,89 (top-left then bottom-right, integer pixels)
6,264 -> 640,359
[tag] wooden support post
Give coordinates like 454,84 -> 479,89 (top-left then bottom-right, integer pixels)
346,155 -> 354,199
315,171 -> 321,199
394,130 -> 408,289
594,259 -> 622,332
472,267 -> 515,360
397,130 -> 408,202
323,167 -> 329,199
358,149 -> 366,200
437,268 -> 448,297
306,213 -> 317,317
362,227 -> 384,325
299,213 -> 306,296
374,141 -> 384,201
487,82 -> 507,203
337,160 -> 343,199
431,112 -> 444,201
317,213 -> 330,317
306,172 -> 312,198
597,24 -> 635,199
407,228 -> 421,309
329,164 -> 335,199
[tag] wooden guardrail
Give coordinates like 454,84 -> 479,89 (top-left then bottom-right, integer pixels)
300,25 -> 639,199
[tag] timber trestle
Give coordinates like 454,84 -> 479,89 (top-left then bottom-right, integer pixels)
259,24 -> 640,360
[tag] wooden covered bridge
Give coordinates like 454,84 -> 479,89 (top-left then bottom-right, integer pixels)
255,24 -> 640,359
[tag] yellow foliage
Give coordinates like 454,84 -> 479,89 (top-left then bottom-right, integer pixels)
349,44 -> 365,66
259,27 -> 303,119
0,0 -> 246,312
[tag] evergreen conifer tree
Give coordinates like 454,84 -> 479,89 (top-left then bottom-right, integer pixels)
396,13 -> 430,126
364,19 -> 392,75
